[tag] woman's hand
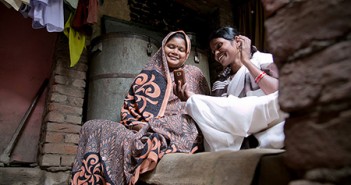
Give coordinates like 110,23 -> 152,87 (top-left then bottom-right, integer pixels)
235,35 -> 252,66
235,35 -> 279,94
173,80 -> 194,101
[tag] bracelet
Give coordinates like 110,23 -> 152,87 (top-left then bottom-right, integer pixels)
255,71 -> 266,83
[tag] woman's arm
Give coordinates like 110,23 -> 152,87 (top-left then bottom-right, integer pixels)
236,35 -> 279,95
243,60 -> 279,94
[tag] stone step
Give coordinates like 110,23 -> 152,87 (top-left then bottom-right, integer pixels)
0,167 -> 70,185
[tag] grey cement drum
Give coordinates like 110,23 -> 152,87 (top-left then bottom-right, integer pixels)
87,32 -> 160,121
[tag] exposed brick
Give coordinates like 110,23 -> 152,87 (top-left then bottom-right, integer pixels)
48,103 -> 83,115
65,115 -> 82,125
72,79 -> 86,88
41,154 -> 61,166
61,155 -> 76,167
71,62 -> 88,72
45,111 -> 65,123
67,97 -> 84,107
46,122 -> 81,134
65,133 -> 80,144
43,143 -> 78,155
56,59 -> 70,68
52,84 -> 85,98
54,75 -> 69,85
45,132 -> 64,143
54,66 -> 87,80
50,93 -> 67,103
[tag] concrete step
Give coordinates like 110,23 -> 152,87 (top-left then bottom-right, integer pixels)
0,167 -> 70,185
140,149 -> 296,185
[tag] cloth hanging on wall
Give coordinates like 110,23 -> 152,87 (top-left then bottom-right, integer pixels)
64,0 -> 78,9
64,14 -> 86,67
71,0 -> 98,35
1,0 -> 13,8
2,0 -> 21,10
28,0 -> 64,32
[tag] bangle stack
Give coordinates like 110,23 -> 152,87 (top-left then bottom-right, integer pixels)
255,71 -> 266,83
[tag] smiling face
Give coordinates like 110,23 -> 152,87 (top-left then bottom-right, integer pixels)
164,37 -> 188,69
210,37 -> 240,67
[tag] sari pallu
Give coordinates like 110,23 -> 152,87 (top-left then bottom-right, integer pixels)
71,31 -> 210,185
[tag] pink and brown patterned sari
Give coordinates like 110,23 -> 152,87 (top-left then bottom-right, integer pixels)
70,31 -> 210,185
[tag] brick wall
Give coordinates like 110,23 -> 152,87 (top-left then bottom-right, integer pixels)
262,0 -> 351,184
39,34 -> 88,171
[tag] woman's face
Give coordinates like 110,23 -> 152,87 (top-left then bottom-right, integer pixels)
164,37 -> 187,68
210,37 -> 239,67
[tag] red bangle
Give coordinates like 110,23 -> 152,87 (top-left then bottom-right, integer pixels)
255,72 -> 266,83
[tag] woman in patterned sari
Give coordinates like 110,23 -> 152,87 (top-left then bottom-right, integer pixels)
70,31 -> 210,185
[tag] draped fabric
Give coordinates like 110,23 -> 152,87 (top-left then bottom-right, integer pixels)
64,13 -> 86,67
71,0 -> 98,35
186,51 -> 287,152
71,31 -> 210,185
120,30 -> 192,126
28,0 -> 64,32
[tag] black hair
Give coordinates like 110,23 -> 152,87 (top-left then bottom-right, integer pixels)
166,32 -> 187,51
208,26 -> 257,54
208,26 -> 239,42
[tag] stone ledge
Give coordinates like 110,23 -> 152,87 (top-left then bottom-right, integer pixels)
0,167 -> 70,185
140,148 -> 294,185
0,149 -> 295,185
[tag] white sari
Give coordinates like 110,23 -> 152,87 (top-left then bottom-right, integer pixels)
185,52 -> 288,152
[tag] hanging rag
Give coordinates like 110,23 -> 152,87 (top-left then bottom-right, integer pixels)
71,0 -> 98,35
64,14 -> 86,67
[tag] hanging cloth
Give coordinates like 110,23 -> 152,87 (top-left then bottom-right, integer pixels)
28,0 -> 64,32
71,0 -> 98,35
3,0 -> 21,10
64,0 -> 78,9
64,14 -> 86,67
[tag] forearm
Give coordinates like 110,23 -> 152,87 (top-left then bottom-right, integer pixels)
256,75 -> 279,94
243,59 -> 279,94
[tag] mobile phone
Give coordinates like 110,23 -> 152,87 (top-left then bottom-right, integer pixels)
174,69 -> 186,87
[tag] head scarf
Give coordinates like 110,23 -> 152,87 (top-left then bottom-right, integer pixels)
121,31 -> 191,126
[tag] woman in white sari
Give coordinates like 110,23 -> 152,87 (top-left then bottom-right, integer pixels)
175,26 -> 288,152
